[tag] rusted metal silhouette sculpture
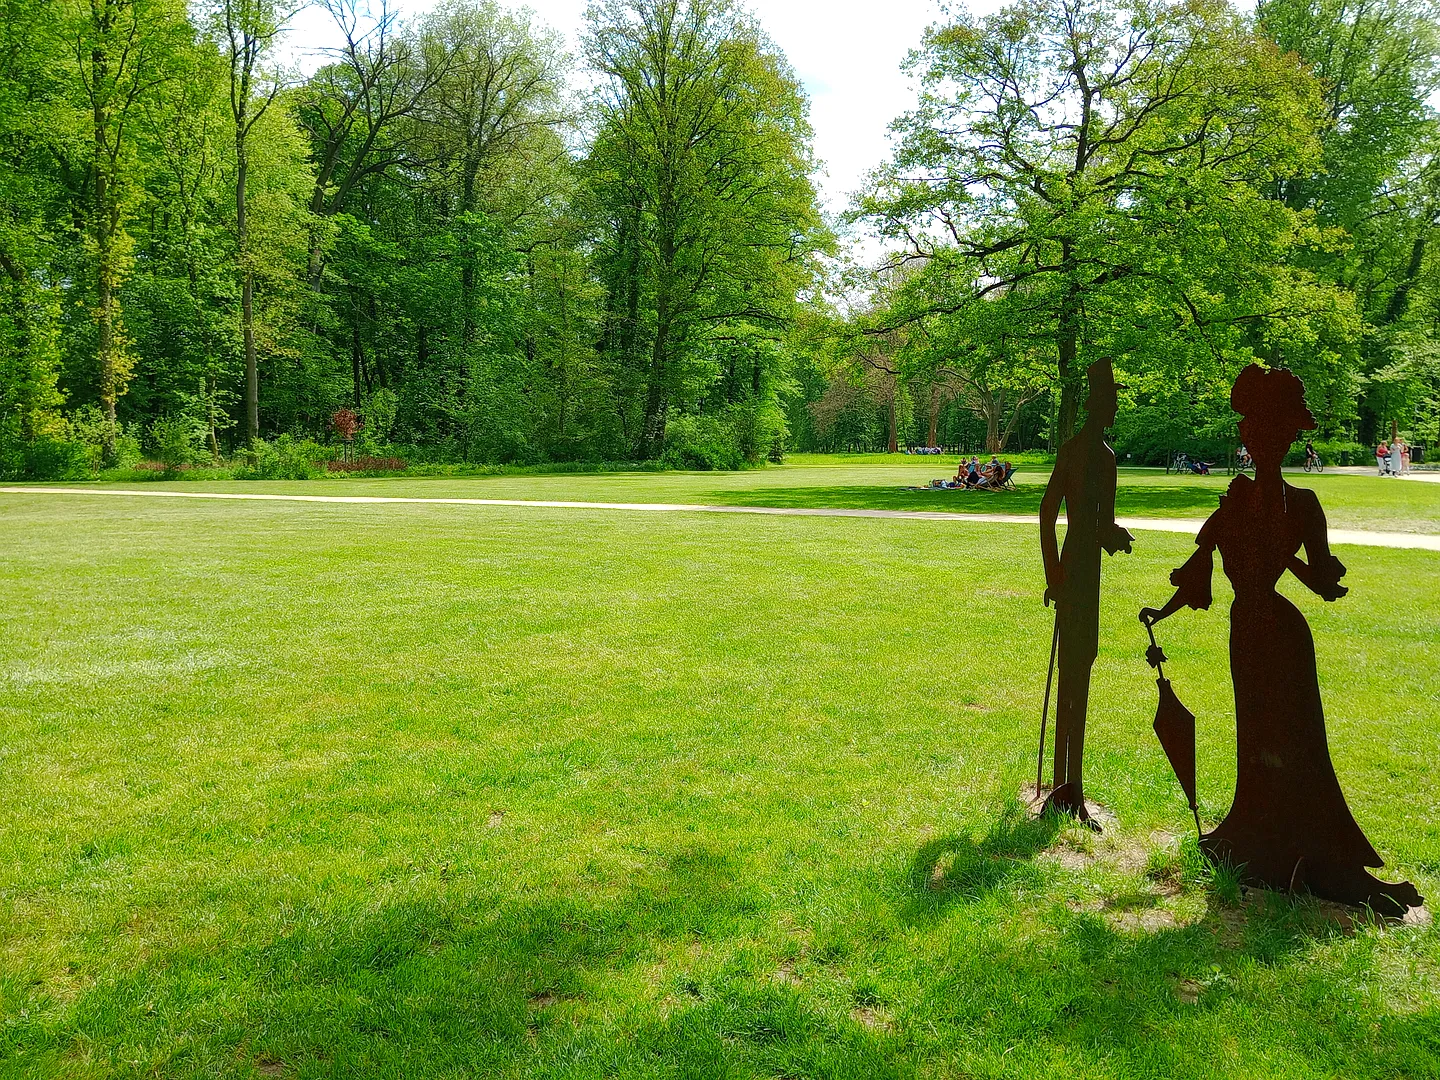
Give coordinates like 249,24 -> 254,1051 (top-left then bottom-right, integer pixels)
1140,364 -> 1422,916
1038,357 -> 1134,826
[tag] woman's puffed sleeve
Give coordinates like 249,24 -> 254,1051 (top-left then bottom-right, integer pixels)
1167,504 -> 1221,611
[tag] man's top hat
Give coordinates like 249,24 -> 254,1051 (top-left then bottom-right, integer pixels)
1086,356 -> 1128,398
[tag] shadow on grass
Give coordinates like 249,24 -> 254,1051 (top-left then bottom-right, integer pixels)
703,483 -> 1225,518
906,805 -> 1062,914
8,834 -> 1430,1078
3,845 -> 910,1079
915,891 -> 1437,1077
893,811 -> 1438,1076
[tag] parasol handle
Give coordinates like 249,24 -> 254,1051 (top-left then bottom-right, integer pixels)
1143,617 -> 1167,680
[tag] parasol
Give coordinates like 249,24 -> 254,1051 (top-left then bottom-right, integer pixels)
1144,619 -> 1202,837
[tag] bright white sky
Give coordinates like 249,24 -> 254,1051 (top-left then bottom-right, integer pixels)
284,0 -> 1013,222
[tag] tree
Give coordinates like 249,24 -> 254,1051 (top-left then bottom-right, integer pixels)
419,0 -> 568,347
585,0 -> 826,458
295,0 -> 449,287
213,0 -> 300,446
0,0 -> 69,474
67,0 -> 187,461
1258,0 -> 1440,442
858,0 -> 1337,443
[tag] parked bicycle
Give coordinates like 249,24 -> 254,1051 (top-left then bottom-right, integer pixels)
1171,451 -> 1213,475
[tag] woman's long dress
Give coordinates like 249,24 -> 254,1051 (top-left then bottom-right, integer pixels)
1168,475 -> 1421,915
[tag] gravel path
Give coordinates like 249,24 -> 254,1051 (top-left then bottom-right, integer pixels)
5,485 -> 1438,551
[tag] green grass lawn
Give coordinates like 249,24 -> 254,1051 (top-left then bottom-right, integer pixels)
57,455 -> 1440,534
2,482 -> 1438,1078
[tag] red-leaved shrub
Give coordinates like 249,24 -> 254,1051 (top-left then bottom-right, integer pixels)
325,456 -> 407,473
332,408 -> 361,442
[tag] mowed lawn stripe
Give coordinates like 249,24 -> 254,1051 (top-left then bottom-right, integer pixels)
4,486 -> 1439,550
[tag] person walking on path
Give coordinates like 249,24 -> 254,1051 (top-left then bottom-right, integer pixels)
1398,438 -> 1411,475
1376,441 -> 1389,475
1390,439 -> 1403,477
1038,357 -> 1135,826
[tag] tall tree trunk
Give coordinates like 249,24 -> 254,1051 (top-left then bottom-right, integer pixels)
92,35 -> 120,464
206,373 -> 221,460
352,318 -> 364,409
886,390 -> 899,454
460,155 -> 478,349
984,390 -> 1002,452
639,211 -> 675,458
237,138 -> 258,445
1383,234 -> 1426,325
639,298 -> 670,458
95,171 -> 120,462
306,184 -> 327,287
557,270 -> 569,438
1055,239 -> 1081,444
184,258 -> 221,461
927,384 -> 940,448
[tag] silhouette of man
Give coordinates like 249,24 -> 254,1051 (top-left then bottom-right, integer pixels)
1039,357 -> 1134,825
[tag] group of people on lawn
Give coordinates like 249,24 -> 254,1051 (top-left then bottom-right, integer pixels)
1375,438 -> 1412,475
926,454 -> 1014,490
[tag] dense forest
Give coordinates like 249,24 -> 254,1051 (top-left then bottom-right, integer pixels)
1,0 -> 1437,477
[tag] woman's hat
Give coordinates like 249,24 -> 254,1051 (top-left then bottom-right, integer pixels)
1231,364 -> 1315,432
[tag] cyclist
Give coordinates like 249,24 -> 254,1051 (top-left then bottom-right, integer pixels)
1304,439 -> 1320,471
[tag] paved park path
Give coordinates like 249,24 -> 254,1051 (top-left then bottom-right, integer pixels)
5,485 -> 1439,552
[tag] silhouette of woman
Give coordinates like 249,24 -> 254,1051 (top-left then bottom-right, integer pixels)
1140,365 -> 1421,916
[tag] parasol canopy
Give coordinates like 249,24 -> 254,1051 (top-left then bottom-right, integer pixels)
1145,622 -> 1202,836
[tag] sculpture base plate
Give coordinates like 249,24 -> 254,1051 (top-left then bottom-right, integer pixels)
1022,783 -> 1115,831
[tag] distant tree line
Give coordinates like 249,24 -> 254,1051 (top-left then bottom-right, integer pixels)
849,0 -> 1440,464
1,0 -> 1436,477
0,0 -> 827,475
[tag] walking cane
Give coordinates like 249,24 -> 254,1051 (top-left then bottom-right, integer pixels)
1037,597 -> 1059,800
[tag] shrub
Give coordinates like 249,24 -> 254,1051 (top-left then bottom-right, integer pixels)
358,389 -> 398,452
149,415 -> 207,474
1282,439 -> 1366,466
234,435 -> 324,480
67,406 -> 142,471
660,414 -> 746,471
0,433 -> 91,480
1112,403 -> 1237,466
325,456 -> 408,473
